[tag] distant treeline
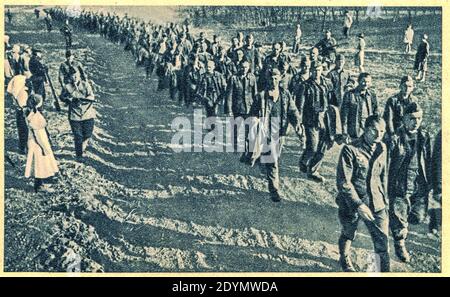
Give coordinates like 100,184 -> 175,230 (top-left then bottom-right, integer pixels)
180,6 -> 441,28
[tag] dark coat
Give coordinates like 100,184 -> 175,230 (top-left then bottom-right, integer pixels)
295,76 -> 332,128
226,72 -> 259,116
388,127 -> 432,198
341,87 -> 378,139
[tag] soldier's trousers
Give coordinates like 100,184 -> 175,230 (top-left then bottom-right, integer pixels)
16,109 -> 28,153
339,206 -> 389,254
32,80 -> 46,102
389,170 -> 428,242
300,126 -> 328,173
69,119 -> 95,157
264,137 -> 284,195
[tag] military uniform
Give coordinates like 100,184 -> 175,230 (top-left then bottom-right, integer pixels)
196,71 -> 227,117
226,71 -> 259,156
60,79 -> 96,158
29,54 -> 48,103
259,87 -> 302,200
296,76 -> 332,175
326,67 -> 351,108
336,138 -> 390,272
388,127 -> 432,242
383,93 -> 417,137
341,87 -> 378,140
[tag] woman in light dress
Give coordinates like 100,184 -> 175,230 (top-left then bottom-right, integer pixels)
24,94 -> 59,192
403,24 -> 414,54
355,33 -> 366,73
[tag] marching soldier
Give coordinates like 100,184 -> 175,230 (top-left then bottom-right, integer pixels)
258,68 -> 303,202
182,54 -> 204,107
196,60 -> 227,122
341,72 -> 378,142
242,34 -> 262,75
297,62 -> 332,182
326,54 -> 351,109
383,75 -> 417,143
259,42 -> 290,91
315,30 -> 337,67
60,67 -> 96,162
336,114 -> 390,272
388,102 -> 432,263
225,61 -> 259,161
58,50 -> 87,88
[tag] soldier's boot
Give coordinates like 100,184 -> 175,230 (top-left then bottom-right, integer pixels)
377,252 -> 391,272
338,236 -> 356,272
394,240 -> 411,263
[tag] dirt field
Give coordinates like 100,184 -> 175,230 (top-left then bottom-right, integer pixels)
3,7 -> 441,272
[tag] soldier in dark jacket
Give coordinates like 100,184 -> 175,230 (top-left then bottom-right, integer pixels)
28,48 -> 48,104
58,50 -> 87,88
196,60 -> 227,120
383,76 -> 416,143
341,72 -> 378,142
225,61 -> 259,161
242,34 -> 262,75
182,54 -> 204,107
297,62 -> 333,182
258,69 -> 303,202
336,114 -> 390,272
259,42 -> 290,91
326,54 -> 351,109
388,102 -> 432,263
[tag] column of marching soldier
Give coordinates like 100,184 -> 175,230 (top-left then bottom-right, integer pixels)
4,7 -> 441,272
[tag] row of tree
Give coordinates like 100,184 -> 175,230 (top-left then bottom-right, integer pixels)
180,6 -> 441,28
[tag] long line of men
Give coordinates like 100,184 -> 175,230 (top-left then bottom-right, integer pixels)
5,7 -> 441,272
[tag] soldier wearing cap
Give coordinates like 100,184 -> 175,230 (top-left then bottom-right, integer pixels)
341,72 -> 378,142
29,48 -> 48,104
59,50 -> 87,88
388,102 -> 432,263
297,61 -> 332,182
258,68 -> 303,202
383,75 -> 417,143
336,114 -> 390,272
327,54 -> 351,109
60,67 -> 96,162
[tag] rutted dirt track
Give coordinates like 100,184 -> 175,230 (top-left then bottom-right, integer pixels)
4,9 -> 440,272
